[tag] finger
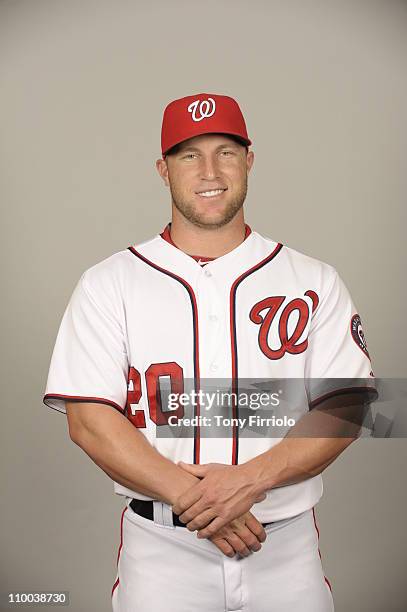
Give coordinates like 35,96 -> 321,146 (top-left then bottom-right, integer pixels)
223,531 -> 252,557
244,514 -> 267,543
185,508 -> 217,532
178,462 -> 208,478
197,516 -> 227,539
172,485 -> 203,515
209,536 -> 235,558
229,524 -> 262,553
178,500 -> 212,526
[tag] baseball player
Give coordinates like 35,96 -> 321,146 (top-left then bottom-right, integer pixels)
43,93 -> 376,611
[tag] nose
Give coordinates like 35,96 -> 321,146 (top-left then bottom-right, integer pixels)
200,154 -> 219,180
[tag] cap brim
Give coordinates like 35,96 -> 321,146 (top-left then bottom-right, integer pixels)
163,131 -> 252,157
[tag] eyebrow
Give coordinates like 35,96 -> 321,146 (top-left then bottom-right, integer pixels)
178,142 -> 240,154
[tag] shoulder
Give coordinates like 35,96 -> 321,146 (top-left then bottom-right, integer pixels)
253,230 -> 338,287
81,234 -> 160,294
81,249 -> 132,296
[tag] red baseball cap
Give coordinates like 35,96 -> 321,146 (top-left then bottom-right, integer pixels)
161,93 -> 252,157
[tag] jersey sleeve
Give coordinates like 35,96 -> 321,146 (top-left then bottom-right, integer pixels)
305,266 -> 377,408
43,270 -> 129,415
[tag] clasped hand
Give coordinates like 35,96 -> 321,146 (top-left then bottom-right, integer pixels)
172,462 -> 267,541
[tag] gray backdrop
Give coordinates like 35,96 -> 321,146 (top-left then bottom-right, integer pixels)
1,0 -> 406,610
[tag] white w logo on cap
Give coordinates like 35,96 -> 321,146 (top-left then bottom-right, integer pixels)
187,98 -> 216,122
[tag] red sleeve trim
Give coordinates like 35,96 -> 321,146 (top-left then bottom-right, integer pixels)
43,393 -> 125,414
309,386 -> 378,409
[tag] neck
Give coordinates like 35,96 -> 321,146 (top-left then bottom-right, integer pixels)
169,208 -> 247,258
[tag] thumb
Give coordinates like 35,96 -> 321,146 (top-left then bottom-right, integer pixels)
178,462 -> 209,477
254,492 -> 267,503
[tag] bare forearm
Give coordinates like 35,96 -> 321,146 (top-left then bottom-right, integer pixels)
246,435 -> 354,494
246,393 -> 367,493
69,406 -> 198,505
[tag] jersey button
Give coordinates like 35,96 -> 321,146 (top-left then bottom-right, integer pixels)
210,363 -> 219,372
209,314 -> 218,322
204,268 -> 212,277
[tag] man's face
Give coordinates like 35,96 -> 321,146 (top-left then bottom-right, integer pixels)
156,134 -> 254,229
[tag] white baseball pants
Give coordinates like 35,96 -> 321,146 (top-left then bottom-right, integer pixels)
111,499 -> 334,612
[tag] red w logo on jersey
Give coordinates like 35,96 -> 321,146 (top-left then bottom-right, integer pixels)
250,291 -> 319,360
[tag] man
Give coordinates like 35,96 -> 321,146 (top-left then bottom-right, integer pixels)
43,93 -> 376,611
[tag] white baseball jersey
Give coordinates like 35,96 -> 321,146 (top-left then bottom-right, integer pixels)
43,224 -> 375,522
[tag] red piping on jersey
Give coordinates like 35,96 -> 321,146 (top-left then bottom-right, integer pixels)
312,507 -> 333,594
111,505 -> 128,598
43,393 -> 125,414
127,246 -> 201,464
229,242 -> 284,464
309,386 -> 378,410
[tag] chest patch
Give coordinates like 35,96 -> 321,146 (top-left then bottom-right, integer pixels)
249,290 -> 319,360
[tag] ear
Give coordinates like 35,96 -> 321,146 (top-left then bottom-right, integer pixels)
246,150 -> 254,174
156,158 -> 170,187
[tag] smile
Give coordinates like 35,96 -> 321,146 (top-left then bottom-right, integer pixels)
196,188 -> 227,198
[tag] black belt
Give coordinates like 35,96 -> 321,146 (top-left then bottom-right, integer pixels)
129,498 -> 273,528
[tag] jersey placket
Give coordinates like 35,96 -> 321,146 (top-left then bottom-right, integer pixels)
196,264 -> 230,378
194,262 -> 235,465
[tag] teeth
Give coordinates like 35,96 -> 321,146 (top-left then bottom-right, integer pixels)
198,189 -> 225,197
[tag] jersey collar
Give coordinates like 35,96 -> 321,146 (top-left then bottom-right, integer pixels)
159,222 -> 253,266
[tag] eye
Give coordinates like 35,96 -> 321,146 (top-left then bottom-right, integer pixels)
183,153 -> 198,159
220,150 -> 234,156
